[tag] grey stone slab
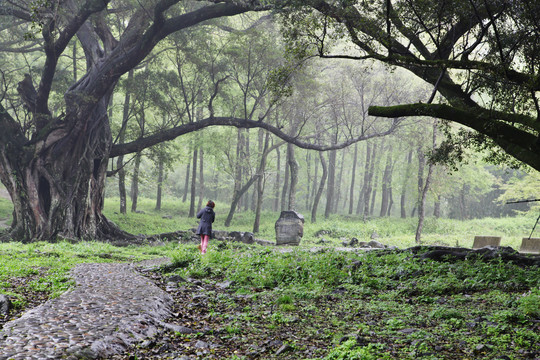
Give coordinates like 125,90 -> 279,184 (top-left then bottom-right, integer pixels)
472,236 -> 501,249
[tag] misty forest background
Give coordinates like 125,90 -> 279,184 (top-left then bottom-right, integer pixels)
1,12 -> 539,246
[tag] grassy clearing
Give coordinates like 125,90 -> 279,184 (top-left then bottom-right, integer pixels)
102,196 -> 537,249
0,196 -> 538,358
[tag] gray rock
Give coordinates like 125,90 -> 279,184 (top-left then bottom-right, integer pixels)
167,275 -> 186,283
275,211 -> 304,246
367,240 -> 385,248
216,280 -> 234,289
162,215 -> 173,219
160,322 -> 196,334
195,340 -> 209,349
275,344 -> 292,355
242,232 -> 255,244
0,294 -> 11,315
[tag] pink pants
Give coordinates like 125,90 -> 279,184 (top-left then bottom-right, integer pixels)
200,235 -> 209,254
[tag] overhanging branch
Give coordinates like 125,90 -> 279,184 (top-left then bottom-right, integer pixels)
110,116 -> 400,158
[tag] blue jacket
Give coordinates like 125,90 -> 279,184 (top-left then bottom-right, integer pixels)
196,206 -> 215,235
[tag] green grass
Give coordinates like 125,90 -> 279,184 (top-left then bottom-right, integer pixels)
103,196 -> 537,249
0,196 -> 538,358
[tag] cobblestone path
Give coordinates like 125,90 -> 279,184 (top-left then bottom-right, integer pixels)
0,259 -> 172,359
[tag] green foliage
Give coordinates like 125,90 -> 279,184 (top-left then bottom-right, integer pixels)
321,340 -> 390,360
517,288 -> 540,318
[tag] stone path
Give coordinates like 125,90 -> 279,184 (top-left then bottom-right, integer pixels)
0,258 -> 173,359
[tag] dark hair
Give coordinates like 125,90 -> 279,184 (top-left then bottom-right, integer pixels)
207,200 -> 215,208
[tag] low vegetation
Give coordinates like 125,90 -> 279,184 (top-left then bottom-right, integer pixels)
0,197 -> 539,359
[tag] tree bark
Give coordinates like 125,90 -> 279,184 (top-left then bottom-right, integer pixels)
188,147 -> 198,217
130,152 -> 141,213
349,143 -> 358,215
363,142 -> 377,220
280,145 -> 290,212
334,149 -> 346,213
182,154 -> 191,203
287,143 -> 299,211
311,152 -> 328,223
416,122 -> 437,244
324,149 -> 337,219
155,154 -> 164,211
273,146 -> 281,212
380,144 -> 393,217
253,133 -> 270,233
400,150 -> 413,219
197,147 -> 204,211
310,153 -> 319,212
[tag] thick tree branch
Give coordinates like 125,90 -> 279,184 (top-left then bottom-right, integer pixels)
369,103 -> 540,171
110,116 -> 400,158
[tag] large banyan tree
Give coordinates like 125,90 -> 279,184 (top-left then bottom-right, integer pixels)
283,0 -> 540,171
0,0 -> 398,242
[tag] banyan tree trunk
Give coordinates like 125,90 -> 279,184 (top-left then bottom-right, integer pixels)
0,97 -> 133,243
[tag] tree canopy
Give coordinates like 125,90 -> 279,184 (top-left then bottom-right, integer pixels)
282,0 -> 540,171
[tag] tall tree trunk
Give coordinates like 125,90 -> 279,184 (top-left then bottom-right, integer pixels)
227,141 -> 278,227
433,195 -> 441,218
416,122 -> 437,244
311,152 -> 328,223
188,147 -> 198,217
253,133 -> 270,233
310,154 -> 319,211
380,145 -> 393,217
370,166 -> 380,216
243,131 -> 251,212
273,146 -> 281,212
197,147 -> 204,211
232,129 -> 245,212
305,152 -> 312,211
155,154 -> 164,211
182,155 -> 191,203
414,145 -> 425,219
349,143 -> 358,215
357,143 -> 371,215
280,145 -> 290,212
363,142 -> 377,220
287,144 -> 299,211
400,150 -> 413,219
130,152 -> 141,213
324,149 -> 337,219
334,149 -> 346,213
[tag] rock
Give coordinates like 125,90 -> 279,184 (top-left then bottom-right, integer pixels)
317,238 -> 330,244
275,211 -> 304,246
0,294 -> 11,315
350,237 -> 359,246
370,231 -> 379,239
162,215 -> 173,219
358,241 -> 369,247
367,240 -> 385,248
242,232 -> 255,244
212,230 -> 229,240
160,322 -> 196,334
275,344 -> 292,356
167,275 -> 186,283
195,340 -> 209,349
255,239 -> 274,246
216,280 -> 234,289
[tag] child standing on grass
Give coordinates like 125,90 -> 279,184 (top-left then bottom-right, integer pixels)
196,200 -> 215,254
